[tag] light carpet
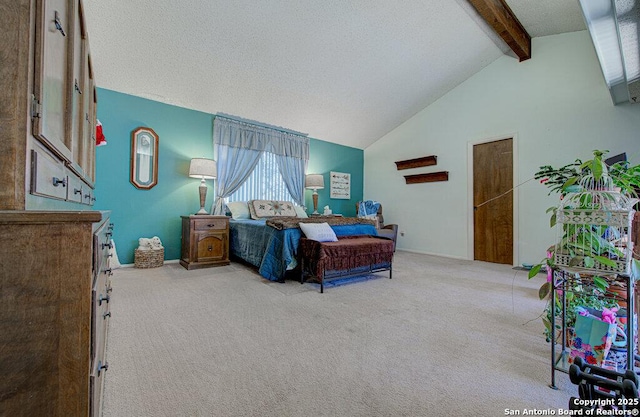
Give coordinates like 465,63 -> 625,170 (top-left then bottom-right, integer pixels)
101,251 -> 574,417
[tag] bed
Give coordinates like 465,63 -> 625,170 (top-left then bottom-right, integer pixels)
229,216 -> 378,281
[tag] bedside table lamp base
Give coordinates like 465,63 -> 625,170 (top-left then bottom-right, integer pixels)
312,191 -> 319,214
197,179 -> 208,215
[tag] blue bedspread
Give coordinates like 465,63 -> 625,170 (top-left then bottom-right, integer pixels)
229,219 -> 378,281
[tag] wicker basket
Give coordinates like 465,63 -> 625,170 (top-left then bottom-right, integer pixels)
134,248 -> 164,268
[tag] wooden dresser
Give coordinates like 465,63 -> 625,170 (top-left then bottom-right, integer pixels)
0,0 -> 110,415
180,215 -> 230,269
0,211 -> 113,416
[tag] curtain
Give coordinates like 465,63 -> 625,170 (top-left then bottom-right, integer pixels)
212,115 -> 309,214
213,144 -> 263,214
275,153 -> 307,206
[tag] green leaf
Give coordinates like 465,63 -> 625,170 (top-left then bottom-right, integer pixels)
592,276 -> 608,292
583,257 -> 595,268
562,176 -> 579,190
591,158 -> 604,181
528,264 -> 542,278
539,282 -> 551,300
632,259 -> 640,281
593,255 -> 617,268
542,316 -> 552,333
549,212 -> 557,228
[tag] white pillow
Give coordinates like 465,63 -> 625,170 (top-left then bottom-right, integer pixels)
227,201 -> 250,220
299,222 -> 337,242
294,206 -> 308,218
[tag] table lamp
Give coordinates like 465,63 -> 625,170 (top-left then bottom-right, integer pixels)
189,158 -> 217,215
305,174 -> 324,214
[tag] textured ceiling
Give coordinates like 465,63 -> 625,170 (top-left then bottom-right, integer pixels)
83,1 -> 586,149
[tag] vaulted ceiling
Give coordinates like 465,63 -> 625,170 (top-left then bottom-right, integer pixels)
83,1 -> 588,149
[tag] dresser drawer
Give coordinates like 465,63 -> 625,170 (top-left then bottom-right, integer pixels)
29,148 -> 68,200
67,174 -> 85,204
193,218 -> 228,231
82,187 -> 96,206
93,220 -> 113,286
91,269 -> 110,365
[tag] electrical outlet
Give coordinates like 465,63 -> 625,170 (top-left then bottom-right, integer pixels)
400,230 -> 405,236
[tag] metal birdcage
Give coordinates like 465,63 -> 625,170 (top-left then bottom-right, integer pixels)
553,178 -> 636,275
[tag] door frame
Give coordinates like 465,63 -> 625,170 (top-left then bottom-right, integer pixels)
466,133 -> 519,266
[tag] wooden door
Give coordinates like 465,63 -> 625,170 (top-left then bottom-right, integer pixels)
473,138 -> 513,264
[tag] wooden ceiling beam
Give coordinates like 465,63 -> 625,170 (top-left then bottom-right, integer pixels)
467,0 -> 531,61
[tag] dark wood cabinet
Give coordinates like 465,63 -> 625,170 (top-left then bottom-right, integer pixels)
180,215 -> 230,269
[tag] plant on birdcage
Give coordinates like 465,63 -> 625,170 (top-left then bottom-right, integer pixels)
529,150 -> 640,285
528,150 -> 640,340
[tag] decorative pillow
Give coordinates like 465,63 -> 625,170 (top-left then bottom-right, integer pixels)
248,200 -> 297,219
227,201 -> 250,220
299,222 -> 338,242
294,205 -> 308,218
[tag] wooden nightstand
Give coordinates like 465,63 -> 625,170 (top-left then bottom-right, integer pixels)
180,215 -> 230,270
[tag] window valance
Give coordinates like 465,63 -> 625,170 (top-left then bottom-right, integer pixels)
213,114 -> 309,160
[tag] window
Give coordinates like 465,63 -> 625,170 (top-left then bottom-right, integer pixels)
227,151 -> 293,203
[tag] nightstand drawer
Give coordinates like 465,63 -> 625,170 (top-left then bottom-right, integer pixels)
193,218 -> 227,231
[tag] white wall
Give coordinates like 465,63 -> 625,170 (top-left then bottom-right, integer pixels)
364,31 -> 640,265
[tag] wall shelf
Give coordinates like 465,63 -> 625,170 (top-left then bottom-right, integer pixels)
404,171 -> 449,184
394,155 -> 437,170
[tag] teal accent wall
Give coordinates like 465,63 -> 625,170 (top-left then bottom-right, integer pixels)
95,88 -> 364,264
306,140 -> 363,217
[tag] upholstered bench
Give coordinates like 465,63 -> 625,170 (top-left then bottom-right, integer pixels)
300,235 -> 394,293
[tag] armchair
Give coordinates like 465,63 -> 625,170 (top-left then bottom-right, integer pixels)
356,201 -> 398,251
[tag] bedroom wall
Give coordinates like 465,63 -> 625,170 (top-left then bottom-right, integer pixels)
94,89 -> 364,264
364,31 -> 640,265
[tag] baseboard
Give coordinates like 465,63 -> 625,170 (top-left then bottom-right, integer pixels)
119,259 -> 180,269
397,248 -> 469,261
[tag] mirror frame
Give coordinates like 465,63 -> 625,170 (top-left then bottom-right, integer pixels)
130,127 -> 159,190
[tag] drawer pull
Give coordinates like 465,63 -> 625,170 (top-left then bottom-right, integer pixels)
54,11 -> 66,37
104,268 -> 113,276
108,223 -> 114,230
84,193 -> 91,199
98,294 -> 110,305
101,242 -> 113,250
52,177 -> 66,187
97,360 -> 109,376
207,224 -> 216,227
208,245 -> 213,252
106,285 -> 113,293
74,188 -> 82,195
74,79 -> 82,94
106,232 -> 112,238
103,311 -> 111,319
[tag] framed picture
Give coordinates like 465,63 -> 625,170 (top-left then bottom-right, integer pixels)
130,127 -> 159,189
330,171 -> 350,199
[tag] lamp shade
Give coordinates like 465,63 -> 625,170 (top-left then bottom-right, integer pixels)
305,174 -> 324,190
189,158 -> 217,179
